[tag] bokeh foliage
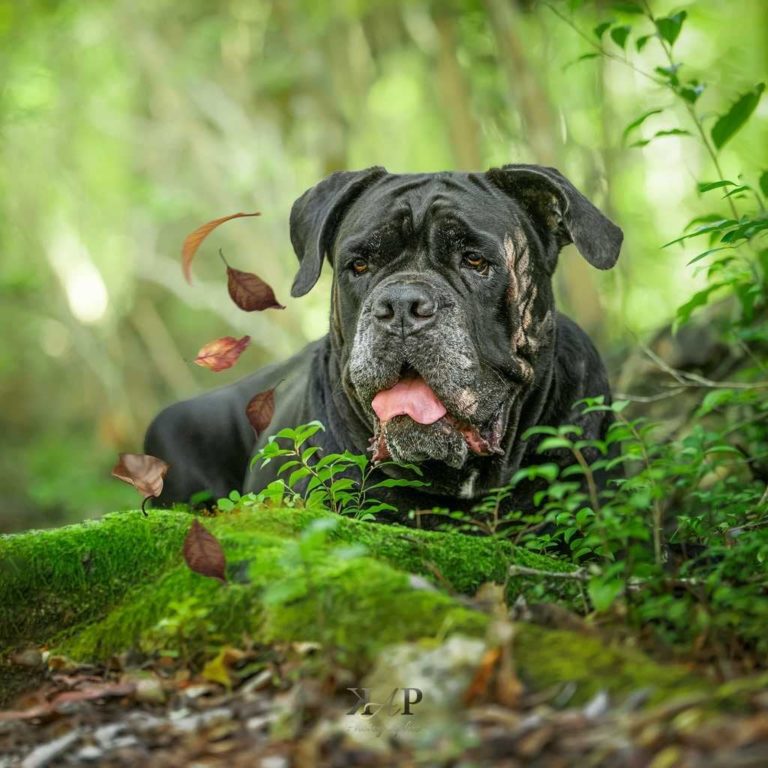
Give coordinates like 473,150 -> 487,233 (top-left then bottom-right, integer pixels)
0,0 -> 765,529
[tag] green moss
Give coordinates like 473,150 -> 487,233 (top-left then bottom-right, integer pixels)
1,505 -> 710,707
0,510 -> 193,647
0,506 -> 582,661
515,624 -> 706,705
57,526 -> 488,668
212,506 -> 577,596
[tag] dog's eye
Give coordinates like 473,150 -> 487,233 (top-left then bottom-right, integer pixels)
350,257 -> 369,275
461,253 -> 489,275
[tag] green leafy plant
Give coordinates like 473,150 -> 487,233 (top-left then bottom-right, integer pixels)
218,421 -> 426,521
550,0 -> 767,329
440,392 -> 768,659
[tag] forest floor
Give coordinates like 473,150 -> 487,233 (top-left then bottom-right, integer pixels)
3,643 -> 768,767
2,503 -> 768,767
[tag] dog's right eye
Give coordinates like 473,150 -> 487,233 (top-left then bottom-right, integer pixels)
350,258 -> 369,275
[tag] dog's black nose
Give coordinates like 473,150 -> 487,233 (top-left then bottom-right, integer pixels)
372,282 -> 437,335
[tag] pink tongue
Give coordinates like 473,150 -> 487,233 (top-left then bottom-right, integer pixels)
371,377 -> 447,425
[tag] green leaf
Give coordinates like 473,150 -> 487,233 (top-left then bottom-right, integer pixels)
635,34 -> 652,51
593,21 -> 613,39
522,425 -> 560,439
621,108 -> 663,143
368,478 -> 428,490
612,1 -> 644,13
564,52 -> 600,70
328,478 -> 357,492
655,11 -> 687,45
629,128 -> 690,148
361,502 -> 398,515
722,184 -> 752,199
538,437 -> 574,452
663,220 -> 736,247
288,467 -> 312,487
610,24 -> 631,49
697,180 -> 736,193
301,446 -> 321,463
655,64 -> 680,85
711,83 -> 765,150
674,282 -> 727,327
679,81 -> 705,104
686,246 -> 731,266
760,171 -> 768,199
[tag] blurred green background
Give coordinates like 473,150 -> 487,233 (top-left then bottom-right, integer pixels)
1,0 -> 765,531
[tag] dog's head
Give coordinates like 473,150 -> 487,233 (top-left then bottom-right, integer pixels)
289,166 -> 622,489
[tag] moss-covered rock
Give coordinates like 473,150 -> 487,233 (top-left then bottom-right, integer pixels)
0,506 -> 570,654
0,505 -> 708,708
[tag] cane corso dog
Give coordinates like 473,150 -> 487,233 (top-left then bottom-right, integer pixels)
145,165 -> 622,517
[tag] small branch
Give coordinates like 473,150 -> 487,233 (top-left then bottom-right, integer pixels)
509,564 -> 588,582
613,388 -> 687,403
509,564 -> 702,591
641,344 -> 768,390
542,3 -> 666,87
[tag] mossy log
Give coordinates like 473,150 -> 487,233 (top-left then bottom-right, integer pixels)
1,507 -> 706,706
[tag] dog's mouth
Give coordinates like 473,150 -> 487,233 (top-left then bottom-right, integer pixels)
368,367 -> 505,464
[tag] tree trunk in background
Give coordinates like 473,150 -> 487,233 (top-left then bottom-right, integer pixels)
484,0 -> 604,337
433,14 -> 483,171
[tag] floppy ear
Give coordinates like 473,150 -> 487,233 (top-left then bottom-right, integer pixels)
289,167 -> 388,297
486,164 -> 623,270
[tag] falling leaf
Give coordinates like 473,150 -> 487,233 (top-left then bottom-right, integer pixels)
112,453 -> 170,514
183,519 -> 227,582
182,211 -> 261,283
220,250 -> 284,311
246,388 -> 275,435
194,335 -> 251,372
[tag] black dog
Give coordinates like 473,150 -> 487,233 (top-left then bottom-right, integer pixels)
146,165 -> 622,514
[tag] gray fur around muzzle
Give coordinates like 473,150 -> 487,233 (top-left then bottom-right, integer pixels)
347,273 -> 512,468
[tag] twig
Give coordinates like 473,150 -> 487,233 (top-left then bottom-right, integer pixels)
509,564 -> 588,582
542,2 -> 666,87
642,344 -> 768,390
509,564 -> 702,590
613,388 -> 687,403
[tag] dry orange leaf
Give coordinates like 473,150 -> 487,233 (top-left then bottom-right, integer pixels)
463,646 -> 502,706
182,212 -> 260,283
246,388 -> 275,436
183,519 -> 227,583
194,335 -> 251,372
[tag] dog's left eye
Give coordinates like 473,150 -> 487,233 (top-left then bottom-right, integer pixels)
461,253 -> 490,275
350,258 -> 369,275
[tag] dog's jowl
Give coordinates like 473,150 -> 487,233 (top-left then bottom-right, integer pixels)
145,165 -> 623,515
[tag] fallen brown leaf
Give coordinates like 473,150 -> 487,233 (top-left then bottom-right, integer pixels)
183,519 -> 227,583
182,212 -> 260,283
194,335 -> 251,372
220,250 -> 284,311
246,388 -> 275,436
0,683 -> 137,722
112,454 -> 170,514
